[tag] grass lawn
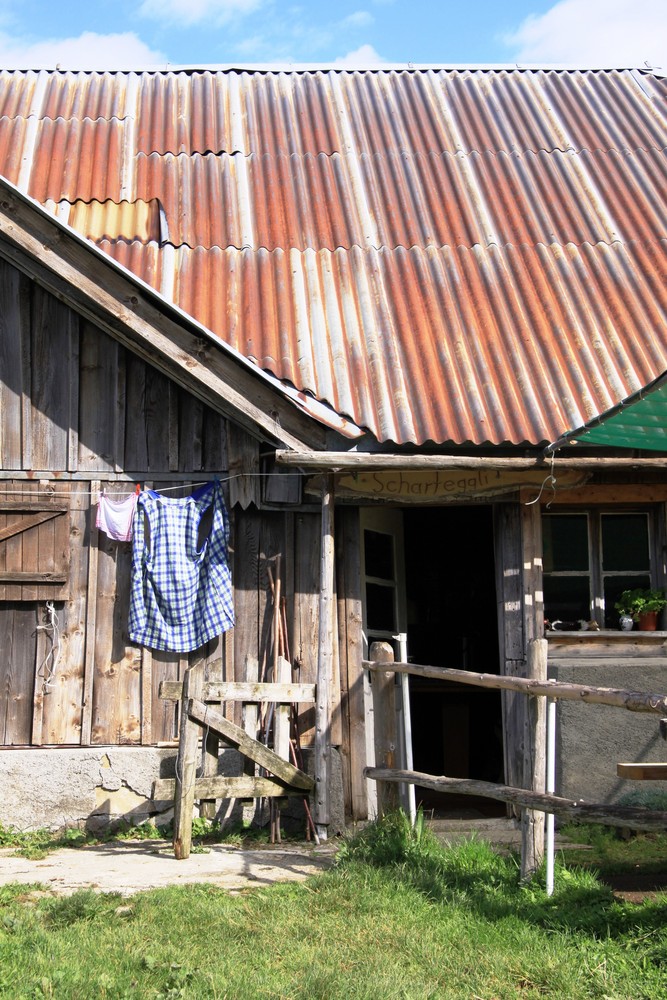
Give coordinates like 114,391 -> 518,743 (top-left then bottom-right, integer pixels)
0,813 -> 666,999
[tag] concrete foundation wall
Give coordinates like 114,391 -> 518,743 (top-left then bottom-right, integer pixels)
0,745 -> 345,836
549,659 -> 667,809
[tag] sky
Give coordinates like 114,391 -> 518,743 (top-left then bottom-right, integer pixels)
0,0 -> 663,71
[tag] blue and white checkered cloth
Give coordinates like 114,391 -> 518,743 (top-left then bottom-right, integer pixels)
128,481 -> 234,652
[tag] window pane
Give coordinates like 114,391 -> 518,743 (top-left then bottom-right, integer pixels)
544,575 -> 591,623
364,530 -> 394,581
543,514 -> 589,572
601,514 -> 649,571
366,582 -> 395,631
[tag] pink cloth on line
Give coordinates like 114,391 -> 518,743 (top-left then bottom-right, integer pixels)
96,492 -> 138,542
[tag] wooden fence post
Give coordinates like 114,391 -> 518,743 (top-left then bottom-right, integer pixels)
521,638 -> 547,879
173,654 -> 205,860
370,641 -> 399,818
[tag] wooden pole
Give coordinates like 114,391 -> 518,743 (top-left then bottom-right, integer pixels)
314,474 -> 335,836
365,768 -> 667,833
173,654 -> 205,860
521,638 -> 547,879
369,641 -> 399,818
364,660 -> 667,715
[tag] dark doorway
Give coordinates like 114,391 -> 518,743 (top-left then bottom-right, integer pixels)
403,506 -> 504,816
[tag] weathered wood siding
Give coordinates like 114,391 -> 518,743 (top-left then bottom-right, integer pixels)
0,260 -> 340,753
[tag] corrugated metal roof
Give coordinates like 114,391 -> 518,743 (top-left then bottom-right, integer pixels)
1,66 -> 666,446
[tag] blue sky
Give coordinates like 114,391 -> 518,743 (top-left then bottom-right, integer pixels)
0,0 -> 664,70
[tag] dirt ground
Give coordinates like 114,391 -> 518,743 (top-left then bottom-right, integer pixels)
0,839 -> 337,896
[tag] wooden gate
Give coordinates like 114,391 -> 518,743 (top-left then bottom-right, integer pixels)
153,655 -> 316,858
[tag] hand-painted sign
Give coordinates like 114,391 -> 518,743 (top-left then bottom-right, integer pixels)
333,468 -> 587,502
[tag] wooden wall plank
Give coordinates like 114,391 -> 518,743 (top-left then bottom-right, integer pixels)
0,261 -> 24,470
30,287 -> 78,471
228,424 -> 260,508
78,322 -> 120,473
293,511 -> 321,745
1,603 -> 37,744
178,395 -> 204,472
233,509 -> 261,738
90,528 -> 141,744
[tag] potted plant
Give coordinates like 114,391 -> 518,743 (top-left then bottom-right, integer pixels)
614,588 -> 667,631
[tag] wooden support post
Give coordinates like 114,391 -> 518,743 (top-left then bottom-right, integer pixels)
369,641 -> 399,818
314,474 -> 335,837
173,654 -> 205,860
521,638 -> 547,879
200,643 -> 221,821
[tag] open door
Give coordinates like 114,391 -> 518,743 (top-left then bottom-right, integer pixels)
361,504 -> 505,818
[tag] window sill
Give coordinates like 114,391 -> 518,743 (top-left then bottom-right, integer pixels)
546,629 -> 667,638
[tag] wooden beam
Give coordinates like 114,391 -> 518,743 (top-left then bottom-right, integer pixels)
186,698 -> 314,791
153,776 -> 296,800
0,510 -> 65,542
276,451 -> 667,471
158,680 -> 316,703
617,762 -> 667,780
366,768 -> 667,832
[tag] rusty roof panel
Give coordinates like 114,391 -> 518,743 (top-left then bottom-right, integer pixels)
95,239 -> 667,446
54,199 -> 162,243
1,67 -> 666,446
24,118 -> 126,203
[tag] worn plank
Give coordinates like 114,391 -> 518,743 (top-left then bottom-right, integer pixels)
187,698 -> 314,790
159,680 -> 316,702
293,511 -> 321,745
336,505 -> 367,821
228,424 -> 260,509
154,776 -> 295,800
78,321 -> 121,473
0,261 -> 25,470
617,762 -> 667,780
90,527 -> 141,744
233,509 -> 261,742
30,287 -> 77,471
80,481 -> 100,745
1,603 -> 37,744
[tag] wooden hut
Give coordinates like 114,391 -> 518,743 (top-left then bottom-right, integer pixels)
1,67 -> 667,834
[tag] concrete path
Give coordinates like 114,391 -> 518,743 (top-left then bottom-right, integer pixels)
0,840 -> 336,896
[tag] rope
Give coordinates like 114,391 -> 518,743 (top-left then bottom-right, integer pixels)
35,601 -> 61,694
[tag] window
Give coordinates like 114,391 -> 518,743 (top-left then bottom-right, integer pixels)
542,510 -> 653,628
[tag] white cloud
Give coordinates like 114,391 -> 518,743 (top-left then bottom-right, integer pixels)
138,0 -> 265,28
0,31 -> 167,69
333,44 -> 386,67
503,0 -> 666,68
340,12 -> 374,30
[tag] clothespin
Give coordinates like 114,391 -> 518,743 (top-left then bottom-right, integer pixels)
135,483 -> 141,494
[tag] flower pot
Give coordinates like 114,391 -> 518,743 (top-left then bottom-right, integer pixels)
638,610 -> 659,631
619,614 -> 634,632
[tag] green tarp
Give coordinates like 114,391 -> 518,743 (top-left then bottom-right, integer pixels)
546,371 -> 667,454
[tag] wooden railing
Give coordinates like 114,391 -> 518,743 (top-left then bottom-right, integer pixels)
363,640 -> 667,879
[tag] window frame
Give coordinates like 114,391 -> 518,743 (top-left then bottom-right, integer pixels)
542,504 -> 662,629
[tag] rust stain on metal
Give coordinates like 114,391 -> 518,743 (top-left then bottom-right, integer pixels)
0,67 -> 665,445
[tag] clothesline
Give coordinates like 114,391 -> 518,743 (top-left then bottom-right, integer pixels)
0,470 -> 299,500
